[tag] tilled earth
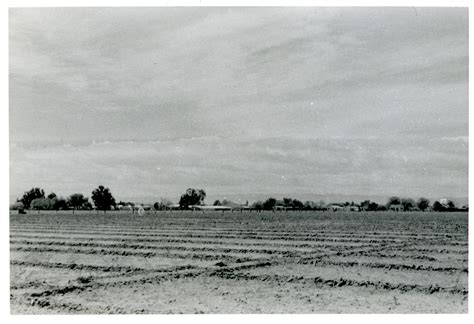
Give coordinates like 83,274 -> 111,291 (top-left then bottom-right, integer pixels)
10,211 -> 468,313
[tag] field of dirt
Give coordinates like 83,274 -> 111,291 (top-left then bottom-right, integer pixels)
10,211 -> 468,314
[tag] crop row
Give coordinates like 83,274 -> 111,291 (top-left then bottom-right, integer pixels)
10,225 -> 466,236
9,231 -> 467,247
10,224 -> 467,239
10,234 -> 468,257
14,261 -> 468,309
11,245 -> 466,275
10,238 -> 467,265
209,269 -> 468,295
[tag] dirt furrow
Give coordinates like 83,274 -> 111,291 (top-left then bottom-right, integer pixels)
296,258 -> 468,273
11,238 -> 463,262
9,243 -> 356,258
10,225 -> 466,239
209,270 -> 468,295
10,246 -> 265,262
10,231 -> 467,248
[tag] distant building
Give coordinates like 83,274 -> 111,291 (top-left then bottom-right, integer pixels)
189,205 -> 232,211
133,205 -> 152,211
345,205 -> 361,212
116,204 -> 133,211
389,204 -> 403,212
328,204 -> 345,211
170,203 -> 181,210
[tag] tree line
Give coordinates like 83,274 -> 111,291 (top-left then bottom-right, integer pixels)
248,196 -> 465,212
11,186 -> 467,213
12,185 -> 116,214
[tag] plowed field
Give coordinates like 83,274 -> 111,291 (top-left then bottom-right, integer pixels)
10,211 -> 468,313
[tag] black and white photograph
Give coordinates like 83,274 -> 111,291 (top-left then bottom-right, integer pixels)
6,3 -> 469,315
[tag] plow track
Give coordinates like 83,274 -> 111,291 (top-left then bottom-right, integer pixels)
10,211 -> 468,314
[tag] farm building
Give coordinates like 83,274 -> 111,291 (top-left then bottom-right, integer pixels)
169,204 -> 181,210
133,205 -> 152,211
189,205 -> 232,211
389,204 -> 404,212
328,204 -> 361,212
328,204 -> 345,211
116,204 -> 133,211
346,205 -> 361,212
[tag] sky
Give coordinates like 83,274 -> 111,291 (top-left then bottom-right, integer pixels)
9,7 -> 468,205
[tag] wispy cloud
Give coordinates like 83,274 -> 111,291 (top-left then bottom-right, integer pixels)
9,7 -> 468,203
10,136 -> 468,203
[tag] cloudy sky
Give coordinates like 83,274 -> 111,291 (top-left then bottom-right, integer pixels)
9,7 -> 468,204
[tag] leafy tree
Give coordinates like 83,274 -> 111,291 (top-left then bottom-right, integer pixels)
91,185 -> 116,213
11,201 -> 25,213
67,193 -> 89,213
82,201 -> 93,210
47,192 -> 57,200
401,198 -> 416,211
283,198 -> 292,207
179,188 -> 206,209
152,198 -> 174,210
360,200 -> 371,210
432,201 -> 445,212
251,201 -> 264,210
281,198 -> 304,209
317,200 -> 327,210
292,199 -> 304,210
433,200 -> 456,212
20,188 -> 45,209
46,193 -> 59,210
31,198 -> 54,210
263,197 -> 277,210
362,200 -> 379,211
54,198 -> 68,210
10,201 -> 22,210
447,200 -> 456,209
213,200 -> 222,206
198,189 -> 206,202
368,202 -> 379,211
387,196 -> 401,207
304,201 -> 315,210
417,197 -> 430,212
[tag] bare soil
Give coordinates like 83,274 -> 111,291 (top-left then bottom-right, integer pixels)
10,211 -> 468,313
